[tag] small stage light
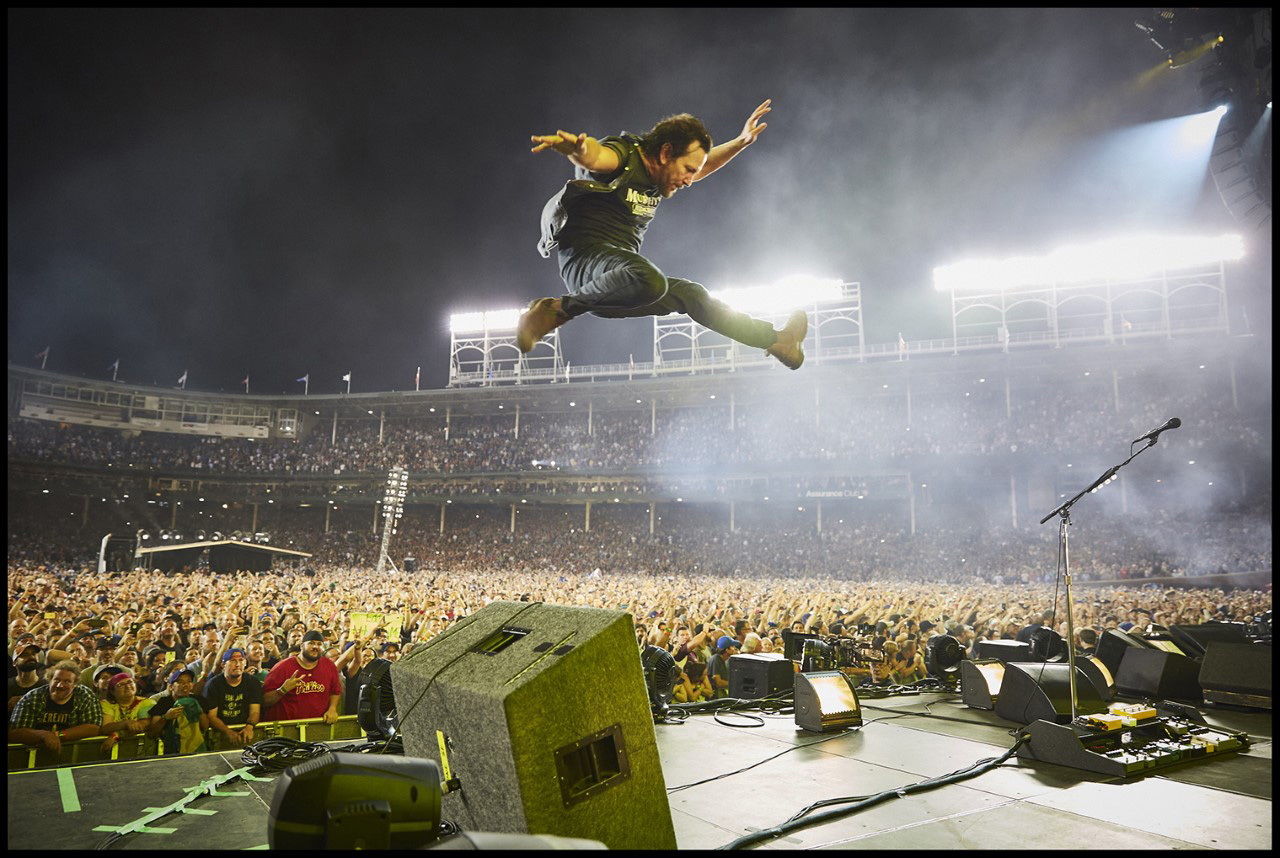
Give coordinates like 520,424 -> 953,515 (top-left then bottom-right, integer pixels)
267,753 -> 441,849
925,634 -> 966,680
794,671 -> 862,733
960,659 -> 1006,710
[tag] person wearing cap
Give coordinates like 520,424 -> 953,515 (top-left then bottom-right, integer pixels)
8,645 -> 47,713
145,667 -> 209,754
706,636 -> 740,700
99,673 -> 155,753
204,648 -> 262,747
262,630 -> 341,724
8,659 -> 103,754
380,641 -> 401,663
89,664 -> 130,702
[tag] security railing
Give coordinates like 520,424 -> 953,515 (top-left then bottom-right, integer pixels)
6,715 -> 366,771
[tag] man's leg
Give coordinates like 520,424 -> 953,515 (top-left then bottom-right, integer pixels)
517,246 -> 666,352
521,246 -> 806,366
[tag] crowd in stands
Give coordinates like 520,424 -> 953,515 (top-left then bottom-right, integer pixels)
7,375 -> 1267,477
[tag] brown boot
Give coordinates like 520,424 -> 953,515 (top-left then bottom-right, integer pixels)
516,297 -> 571,353
765,310 -> 808,369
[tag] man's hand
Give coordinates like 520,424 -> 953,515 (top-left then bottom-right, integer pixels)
737,99 -> 771,146
42,730 -> 62,753
239,724 -> 256,745
530,130 -> 588,157
322,708 -> 339,725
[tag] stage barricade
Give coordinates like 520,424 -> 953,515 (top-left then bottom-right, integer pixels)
6,714 -> 366,771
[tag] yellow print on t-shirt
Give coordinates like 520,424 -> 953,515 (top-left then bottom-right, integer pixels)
293,679 -> 328,695
625,188 -> 658,217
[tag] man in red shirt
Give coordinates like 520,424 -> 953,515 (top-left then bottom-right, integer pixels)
262,631 -> 340,723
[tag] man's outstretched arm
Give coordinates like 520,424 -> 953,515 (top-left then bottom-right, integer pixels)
530,130 -> 621,174
694,99 -> 771,182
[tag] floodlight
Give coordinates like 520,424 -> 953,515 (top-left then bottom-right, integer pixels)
267,752 -> 441,849
449,309 -> 523,333
934,233 -> 1245,291
712,275 -> 842,314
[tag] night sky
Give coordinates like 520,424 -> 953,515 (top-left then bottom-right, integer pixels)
7,9 -> 1266,394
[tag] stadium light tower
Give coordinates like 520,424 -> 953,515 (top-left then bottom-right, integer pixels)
376,467 -> 409,574
449,308 -> 564,387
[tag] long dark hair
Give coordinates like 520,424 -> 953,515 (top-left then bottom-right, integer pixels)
638,113 -> 712,160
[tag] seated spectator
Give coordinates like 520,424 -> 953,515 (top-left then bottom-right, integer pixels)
8,659 -> 103,753
678,662 -> 711,703
889,638 -> 928,684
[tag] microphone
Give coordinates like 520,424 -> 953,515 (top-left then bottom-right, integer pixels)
1133,417 -> 1181,444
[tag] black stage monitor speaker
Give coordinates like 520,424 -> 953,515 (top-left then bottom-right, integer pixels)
976,639 -> 1037,663
1076,655 -> 1117,702
389,601 -> 676,851
960,659 -> 1006,710
1168,622 -> 1249,658
729,653 -> 793,699
994,662 -> 1108,725
1198,641 -> 1272,709
1115,648 -> 1202,701
1094,628 -> 1153,677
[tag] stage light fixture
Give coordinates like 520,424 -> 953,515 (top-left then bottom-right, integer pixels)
960,659 -> 1006,710
794,671 -> 862,733
925,634 -> 966,680
356,657 -> 399,740
267,752 -> 441,850
1030,627 -> 1070,662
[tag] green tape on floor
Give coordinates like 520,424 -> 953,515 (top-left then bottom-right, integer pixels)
56,766 -> 81,813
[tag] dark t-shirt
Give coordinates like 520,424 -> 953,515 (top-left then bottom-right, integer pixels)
706,653 -> 732,698
7,677 -> 46,703
542,134 -> 663,256
203,673 -> 264,725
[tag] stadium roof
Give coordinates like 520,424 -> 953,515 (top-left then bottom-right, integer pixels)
137,540 -> 311,558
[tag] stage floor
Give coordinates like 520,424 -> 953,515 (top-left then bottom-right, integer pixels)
6,691 -> 1272,850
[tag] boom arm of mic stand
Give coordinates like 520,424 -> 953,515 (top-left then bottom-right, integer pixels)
1038,440 -> 1154,525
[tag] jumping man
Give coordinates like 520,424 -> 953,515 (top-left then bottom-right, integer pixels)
522,100 -> 807,369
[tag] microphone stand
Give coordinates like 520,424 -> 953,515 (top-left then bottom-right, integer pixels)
1039,436 -> 1161,720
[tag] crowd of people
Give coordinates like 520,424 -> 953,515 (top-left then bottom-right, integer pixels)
7,555 -> 1270,742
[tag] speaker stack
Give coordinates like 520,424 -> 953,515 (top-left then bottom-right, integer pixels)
390,601 -> 676,850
